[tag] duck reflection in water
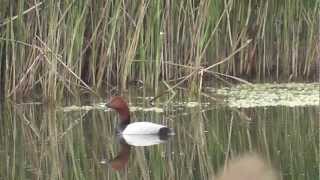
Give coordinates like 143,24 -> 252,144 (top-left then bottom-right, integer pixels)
108,140 -> 130,171
107,134 -> 171,171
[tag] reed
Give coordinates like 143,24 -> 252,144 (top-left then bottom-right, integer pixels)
0,0 -> 319,99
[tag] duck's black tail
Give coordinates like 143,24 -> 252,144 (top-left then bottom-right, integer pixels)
158,127 -> 175,140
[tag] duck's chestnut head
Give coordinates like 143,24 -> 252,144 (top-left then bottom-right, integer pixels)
106,96 -> 128,110
106,96 -> 130,123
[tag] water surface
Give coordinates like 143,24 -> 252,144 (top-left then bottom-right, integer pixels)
0,84 -> 319,180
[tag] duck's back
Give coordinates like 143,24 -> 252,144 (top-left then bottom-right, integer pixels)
122,122 -> 166,135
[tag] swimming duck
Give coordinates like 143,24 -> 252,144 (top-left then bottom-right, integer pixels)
106,96 -> 174,137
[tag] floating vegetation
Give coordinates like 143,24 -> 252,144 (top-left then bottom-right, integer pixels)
185,102 -> 200,108
60,103 -> 165,113
60,83 -> 319,111
215,83 -> 320,108
60,101 -> 208,113
60,103 -> 106,112
170,101 -> 210,108
130,106 -> 164,113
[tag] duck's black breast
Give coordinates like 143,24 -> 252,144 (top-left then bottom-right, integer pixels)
117,122 -> 129,134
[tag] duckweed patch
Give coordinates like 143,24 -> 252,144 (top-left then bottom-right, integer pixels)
215,83 -> 320,108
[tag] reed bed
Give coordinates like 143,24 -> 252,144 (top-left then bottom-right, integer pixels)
0,0 -> 319,99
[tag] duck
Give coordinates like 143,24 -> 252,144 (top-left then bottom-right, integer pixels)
106,96 -> 174,137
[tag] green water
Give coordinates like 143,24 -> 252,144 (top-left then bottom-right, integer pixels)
0,86 -> 319,180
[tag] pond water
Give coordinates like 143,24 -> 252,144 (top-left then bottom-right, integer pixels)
0,83 -> 319,180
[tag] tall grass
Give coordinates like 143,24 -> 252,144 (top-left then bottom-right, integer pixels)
0,0 -> 319,99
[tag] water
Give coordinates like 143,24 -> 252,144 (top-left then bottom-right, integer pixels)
0,84 -> 319,180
